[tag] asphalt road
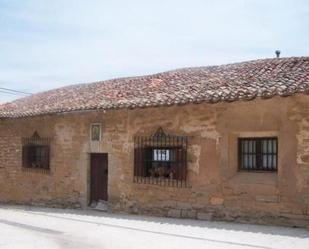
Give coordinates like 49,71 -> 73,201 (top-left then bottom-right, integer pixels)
0,205 -> 308,249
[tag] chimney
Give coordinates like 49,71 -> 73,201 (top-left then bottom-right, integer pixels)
275,50 -> 281,58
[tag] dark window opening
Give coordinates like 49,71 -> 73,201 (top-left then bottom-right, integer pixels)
145,147 -> 184,179
22,131 -> 51,170
23,145 -> 50,169
134,127 -> 187,187
238,137 -> 277,172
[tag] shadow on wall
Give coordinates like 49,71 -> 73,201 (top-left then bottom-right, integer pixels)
0,204 -> 308,241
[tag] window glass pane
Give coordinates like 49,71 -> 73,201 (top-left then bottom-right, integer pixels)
260,138 -> 277,170
239,137 -> 277,172
267,155 -> 273,168
268,140 -> 272,153
262,140 -> 267,153
244,154 -> 248,169
36,147 -> 42,161
170,149 -> 176,162
244,140 -> 248,153
262,154 -> 266,168
153,149 -> 170,161
153,149 -> 158,161
273,140 -> 277,153
166,150 -> 170,161
240,139 -> 257,169
273,156 -> 277,168
253,153 -> 256,168
248,154 -> 252,168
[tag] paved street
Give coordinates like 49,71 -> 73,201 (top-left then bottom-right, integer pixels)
0,205 -> 308,249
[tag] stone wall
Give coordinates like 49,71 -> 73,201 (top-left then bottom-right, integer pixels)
0,94 -> 308,227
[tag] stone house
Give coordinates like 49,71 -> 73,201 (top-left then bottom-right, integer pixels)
0,57 -> 308,227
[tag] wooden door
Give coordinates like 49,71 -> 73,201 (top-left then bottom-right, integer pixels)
90,153 -> 108,202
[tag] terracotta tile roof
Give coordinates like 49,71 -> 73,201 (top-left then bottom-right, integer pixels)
0,57 -> 308,118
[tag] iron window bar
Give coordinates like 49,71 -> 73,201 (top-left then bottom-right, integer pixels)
22,131 -> 51,170
134,127 -> 188,187
238,137 -> 278,172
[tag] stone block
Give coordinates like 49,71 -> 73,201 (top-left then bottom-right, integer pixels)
255,195 -> 279,203
181,210 -> 197,219
167,209 -> 181,218
176,202 -> 192,209
159,200 -> 176,208
197,212 -> 213,220
210,197 -> 224,205
302,194 -> 309,204
301,155 -> 309,163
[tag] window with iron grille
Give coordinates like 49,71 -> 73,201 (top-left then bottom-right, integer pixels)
22,131 -> 51,170
134,127 -> 188,187
238,137 -> 277,172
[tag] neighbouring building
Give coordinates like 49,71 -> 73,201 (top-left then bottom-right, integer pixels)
0,57 -> 308,227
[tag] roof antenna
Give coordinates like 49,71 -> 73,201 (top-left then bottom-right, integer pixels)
275,50 -> 281,58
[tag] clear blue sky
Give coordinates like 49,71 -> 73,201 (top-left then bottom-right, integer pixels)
0,0 -> 308,102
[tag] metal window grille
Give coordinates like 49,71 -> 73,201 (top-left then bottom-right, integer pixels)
22,131 -> 51,170
134,127 -> 188,187
238,137 -> 277,172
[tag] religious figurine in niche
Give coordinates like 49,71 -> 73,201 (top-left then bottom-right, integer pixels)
91,124 -> 101,141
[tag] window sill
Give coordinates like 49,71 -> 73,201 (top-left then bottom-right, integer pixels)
22,167 -> 50,174
134,176 -> 188,188
238,169 -> 277,173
